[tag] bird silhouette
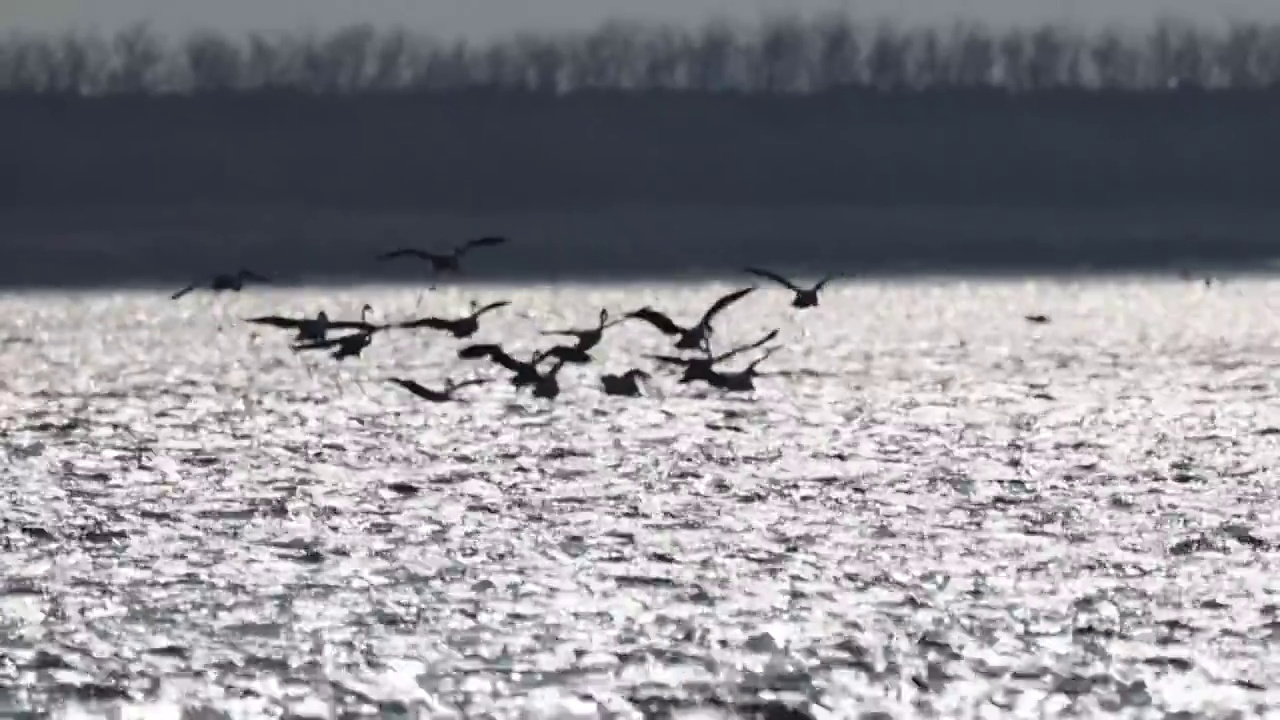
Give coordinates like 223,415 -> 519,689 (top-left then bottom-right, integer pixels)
387,377 -> 489,403
245,304 -> 378,342
171,269 -> 271,300
377,236 -> 509,273
395,300 -> 511,339
627,286 -> 755,351
744,267 -> 837,308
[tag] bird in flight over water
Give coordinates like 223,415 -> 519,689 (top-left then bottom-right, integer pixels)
626,286 -> 755,352
377,236 -> 509,274
171,269 -> 271,300
744,267 -> 838,308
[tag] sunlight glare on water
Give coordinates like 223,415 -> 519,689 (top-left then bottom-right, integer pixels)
1,277 -> 1279,718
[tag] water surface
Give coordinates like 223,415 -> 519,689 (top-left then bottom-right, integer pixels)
1,278 -> 1277,718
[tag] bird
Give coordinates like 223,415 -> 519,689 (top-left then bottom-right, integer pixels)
540,308 -> 628,353
744,267 -> 837,308
540,344 -> 594,365
626,286 -> 755,351
1024,314 -> 1050,324
291,327 -> 379,361
703,347 -> 780,392
387,377 -> 489,403
647,328 -> 780,386
171,269 -> 271,300
395,300 -> 511,339
530,358 -> 571,400
245,304 -> 378,342
377,236 -> 509,274
458,343 -> 551,387
601,369 -> 651,397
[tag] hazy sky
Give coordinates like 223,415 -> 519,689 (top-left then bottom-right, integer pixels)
4,0 -> 1279,39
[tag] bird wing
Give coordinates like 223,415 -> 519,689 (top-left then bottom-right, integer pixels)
698,286 -> 755,326
812,274 -> 839,292
458,343 -> 525,372
745,267 -> 801,292
457,236 -> 509,256
170,284 -> 197,300
388,378 -> 433,399
646,354 -> 695,367
545,345 -> 590,362
539,327 -> 582,338
396,316 -> 452,330
713,328 -> 780,364
745,346 -> 781,371
240,270 -> 272,283
473,300 -> 511,316
244,315 -> 304,329
458,343 -> 500,359
626,307 -> 683,336
378,248 -> 436,262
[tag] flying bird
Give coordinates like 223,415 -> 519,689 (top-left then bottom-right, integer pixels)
377,236 -> 509,273
245,304 -> 378,342
540,344 -> 594,365
540,308 -> 628,352
291,327 -> 379,361
530,358 -> 571,400
395,300 -> 511,339
744,267 -> 837,308
702,346 -> 781,392
171,269 -> 271,300
387,377 -> 489,403
458,343 -> 550,387
647,328 -> 780,386
626,286 -> 755,351
601,369 -> 651,397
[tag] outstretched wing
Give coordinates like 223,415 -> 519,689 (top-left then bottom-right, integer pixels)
472,300 -> 511,317
378,248 -> 437,262
626,307 -> 683,336
244,315 -> 305,329
812,274 -> 840,292
170,284 -> 197,300
457,236 -> 509,256
458,343 -> 525,373
396,316 -> 452,331
745,267 -> 800,292
543,345 -> 591,363
240,270 -> 272,283
744,346 -> 781,371
646,354 -> 696,367
713,328 -> 780,364
698,286 -> 755,327
388,378 -> 433,400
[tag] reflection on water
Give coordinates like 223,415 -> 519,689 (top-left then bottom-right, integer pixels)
0,278 -> 1278,718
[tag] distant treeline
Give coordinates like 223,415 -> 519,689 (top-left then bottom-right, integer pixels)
1,16 -> 1279,211
4,15 -> 1280,94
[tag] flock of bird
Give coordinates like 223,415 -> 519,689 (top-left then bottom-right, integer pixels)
171,236 -> 839,402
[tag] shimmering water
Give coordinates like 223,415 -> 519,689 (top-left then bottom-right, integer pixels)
1,278 -> 1278,719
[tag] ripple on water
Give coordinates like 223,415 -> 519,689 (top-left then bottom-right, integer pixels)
0,278 -> 1279,718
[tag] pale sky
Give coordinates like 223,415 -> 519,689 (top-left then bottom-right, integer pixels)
3,0 -> 1279,39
